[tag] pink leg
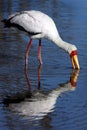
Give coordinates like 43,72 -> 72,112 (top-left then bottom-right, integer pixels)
25,39 -> 32,66
38,39 -> 43,64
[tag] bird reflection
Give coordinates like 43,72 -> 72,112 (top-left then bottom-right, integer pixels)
4,66 -> 79,121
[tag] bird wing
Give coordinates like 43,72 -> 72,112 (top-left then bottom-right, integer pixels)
9,11 -> 42,34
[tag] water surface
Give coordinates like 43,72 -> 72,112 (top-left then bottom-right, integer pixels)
0,0 -> 87,130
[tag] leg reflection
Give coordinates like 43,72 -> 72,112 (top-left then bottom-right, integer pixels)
25,65 -> 42,90
38,65 -> 42,89
25,66 -> 31,90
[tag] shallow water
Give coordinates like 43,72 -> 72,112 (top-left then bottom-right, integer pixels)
0,0 -> 87,130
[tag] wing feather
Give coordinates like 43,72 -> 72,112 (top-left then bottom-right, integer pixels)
10,11 -> 42,34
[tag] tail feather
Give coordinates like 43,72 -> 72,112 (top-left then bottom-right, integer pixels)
1,19 -> 11,28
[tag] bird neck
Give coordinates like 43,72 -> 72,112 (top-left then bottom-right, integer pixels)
51,37 -> 77,54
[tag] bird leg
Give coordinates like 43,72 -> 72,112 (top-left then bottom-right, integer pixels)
38,39 -> 43,64
25,39 -> 32,67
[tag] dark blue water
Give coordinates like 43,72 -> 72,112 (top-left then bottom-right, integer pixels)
0,0 -> 87,130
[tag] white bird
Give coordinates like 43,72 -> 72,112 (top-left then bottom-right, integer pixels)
2,10 -> 80,69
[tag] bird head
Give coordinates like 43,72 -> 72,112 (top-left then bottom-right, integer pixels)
70,50 -> 80,69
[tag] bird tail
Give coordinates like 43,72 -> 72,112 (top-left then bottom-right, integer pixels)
1,19 -> 11,28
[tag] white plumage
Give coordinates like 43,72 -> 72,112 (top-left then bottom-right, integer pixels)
9,11 -> 59,41
2,10 -> 80,69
